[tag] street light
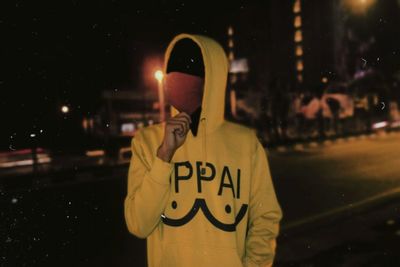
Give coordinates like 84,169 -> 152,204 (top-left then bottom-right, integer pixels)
61,105 -> 69,114
342,0 -> 376,15
155,70 -> 163,82
154,70 -> 166,122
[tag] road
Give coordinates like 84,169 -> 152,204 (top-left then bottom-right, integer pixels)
275,197 -> 400,266
1,132 -> 400,266
270,132 -> 400,225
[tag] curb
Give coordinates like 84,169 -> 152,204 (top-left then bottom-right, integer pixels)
271,130 -> 400,153
0,163 -> 128,192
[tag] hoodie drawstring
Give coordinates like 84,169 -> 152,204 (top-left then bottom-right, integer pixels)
200,117 -> 207,175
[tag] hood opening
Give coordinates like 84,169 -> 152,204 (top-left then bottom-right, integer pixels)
165,38 -> 205,136
167,38 -> 205,78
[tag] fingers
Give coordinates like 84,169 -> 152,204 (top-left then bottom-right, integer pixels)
176,113 -> 192,134
176,112 -> 192,124
165,112 -> 192,139
172,117 -> 190,134
168,121 -> 186,137
169,113 -> 192,134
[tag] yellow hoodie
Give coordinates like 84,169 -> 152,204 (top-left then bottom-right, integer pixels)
124,33 -> 283,267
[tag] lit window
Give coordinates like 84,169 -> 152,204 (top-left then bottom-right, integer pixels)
294,30 -> 302,42
293,0 -> 301,13
294,15 -> 302,28
228,26 -> 234,36
82,118 -> 88,131
342,0 -> 376,15
121,123 -> 135,133
297,74 -> 303,83
228,39 -> 234,48
295,45 -> 303,56
229,51 -> 234,61
296,60 -> 304,71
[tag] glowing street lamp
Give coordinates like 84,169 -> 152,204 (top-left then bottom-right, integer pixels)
155,70 -> 164,82
342,0 -> 376,15
154,70 -> 166,122
61,105 -> 69,114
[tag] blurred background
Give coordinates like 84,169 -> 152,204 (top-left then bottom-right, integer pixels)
1,0 -> 400,266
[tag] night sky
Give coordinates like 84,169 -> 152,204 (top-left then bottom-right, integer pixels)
2,0 -> 251,150
2,0 -> 400,151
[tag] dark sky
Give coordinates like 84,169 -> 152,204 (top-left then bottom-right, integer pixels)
2,0 -> 399,150
2,0 -> 252,149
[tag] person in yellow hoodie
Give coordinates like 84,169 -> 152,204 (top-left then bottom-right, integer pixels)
124,33 -> 283,267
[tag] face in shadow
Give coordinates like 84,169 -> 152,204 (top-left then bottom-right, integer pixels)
165,39 -> 205,115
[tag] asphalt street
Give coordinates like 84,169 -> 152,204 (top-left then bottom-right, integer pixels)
270,132 -> 400,225
275,197 -> 400,267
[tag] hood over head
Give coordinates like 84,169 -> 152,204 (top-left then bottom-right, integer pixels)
164,34 -> 229,135
164,33 -> 229,174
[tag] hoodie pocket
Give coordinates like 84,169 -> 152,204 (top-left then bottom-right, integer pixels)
159,243 -> 243,267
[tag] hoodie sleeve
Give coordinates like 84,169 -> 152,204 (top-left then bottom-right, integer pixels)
124,130 -> 174,238
243,135 -> 283,267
